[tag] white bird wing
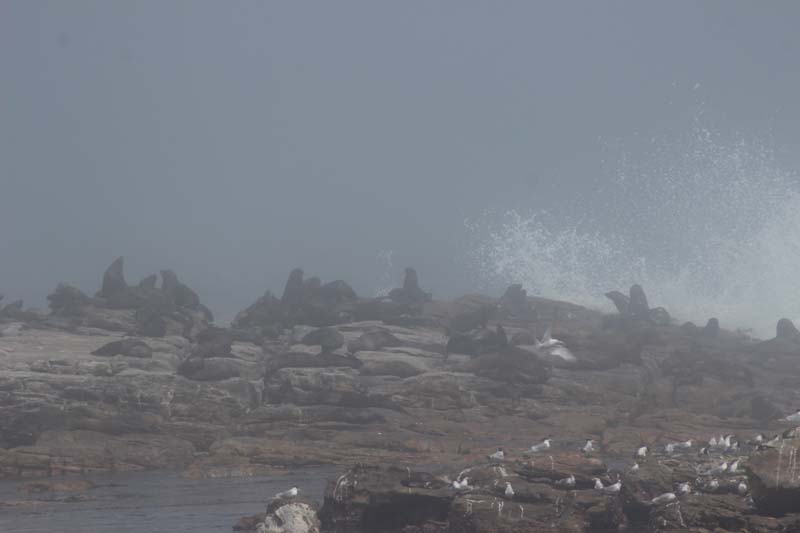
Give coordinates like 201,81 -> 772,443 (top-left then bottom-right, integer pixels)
549,345 -> 577,362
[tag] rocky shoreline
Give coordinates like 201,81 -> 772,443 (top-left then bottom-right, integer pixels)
3,258 -> 800,531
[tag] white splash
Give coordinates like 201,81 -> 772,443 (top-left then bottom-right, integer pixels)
469,125 -> 800,338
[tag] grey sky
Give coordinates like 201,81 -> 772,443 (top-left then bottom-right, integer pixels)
2,1 -> 800,321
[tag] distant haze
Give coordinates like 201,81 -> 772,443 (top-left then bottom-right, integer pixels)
3,1 -> 800,327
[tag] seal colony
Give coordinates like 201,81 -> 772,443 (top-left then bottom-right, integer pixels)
5,257 -> 800,531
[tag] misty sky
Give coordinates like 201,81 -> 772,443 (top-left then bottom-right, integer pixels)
3,1 -> 800,322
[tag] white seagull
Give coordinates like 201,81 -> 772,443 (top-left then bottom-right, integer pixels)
636,445 -> 648,458
488,448 -> 505,462
535,326 -> 577,363
782,410 -> 800,423
737,481 -> 748,495
651,492 -> 676,505
556,475 -> 576,488
504,482 -> 515,497
582,439 -> 595,454
530,438 -> 552,453
273,487 -> 298,499
677,482 -> 691,495
593,478 -> 604,490
603,481 -> 622,494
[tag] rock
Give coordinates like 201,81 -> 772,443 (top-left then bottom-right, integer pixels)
263,367 -> 393,409
192,326 -> 233,358
91,339 -> 153,358
348,329 -> 403,354
261,500 -> 320,533
360,360 -> 422,378
18,479 -> 96,493
266,352 -> 362,373
0,299 -> 24,318
747,435 -> 800,515
776,318 -> 800,340
47,283 -> 92,316
301,327 -> 345,353
445,326 -> 507,357
510,330 -> 537,345
98,256 -> 127,298
177,357 -> 241,381
628,284 -> 649,318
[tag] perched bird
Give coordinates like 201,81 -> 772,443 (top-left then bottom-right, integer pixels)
782,410 -> 800,423
728,460 -> 739,473
665,443 -> 675,455
488,448 -> 505,462
535,326 -> 577,363
603,481 -> 622,494
530,437 -> 552,453
630,463 -> 640,472
706,479 -> 720,492
751,434 -> 764,445
582,439 -> 595,454
677,482 -> 691,495
699,447 -> 709,456
636,445 -> 648,458
707,462 -> 728,476
675,439 -> 693,449
452,477 -> 470,490
737,481 -> 748,495
651,492 -> 676,505
556,475 -> 576,488
593,478 -> 604,490
504,482 -> 515,497
273,487 -> 298,499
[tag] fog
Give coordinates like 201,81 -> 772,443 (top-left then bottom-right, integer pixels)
3,1 -> 800,326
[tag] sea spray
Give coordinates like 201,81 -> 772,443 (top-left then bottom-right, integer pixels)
469,125 -> 800,338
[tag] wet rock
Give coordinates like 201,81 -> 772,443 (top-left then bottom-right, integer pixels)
47,283 -> 92,316
776,318 -> 800,340
348,329 -> 402,354
91,338 -> 153,358
747,435 -> 800,515
98,256 -> 127,298
301,327 -> 345,353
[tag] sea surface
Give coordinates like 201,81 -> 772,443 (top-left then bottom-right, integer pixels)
0,468 -> 338,532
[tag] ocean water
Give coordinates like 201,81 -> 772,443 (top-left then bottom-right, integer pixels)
468,125 -> 800,339
0,468 -> 337,533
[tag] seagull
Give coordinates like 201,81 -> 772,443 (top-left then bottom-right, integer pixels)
582,439 -> 595,454
630,463 -> 640,472
535,326 -> 577,363
665,443 -> 675,455
709,436 -> 718,447
504,482 -> 515,497
699,447 -> 709,456
636,445 -> 648,458
556,475 -> 576,488
737,481 -> 748,495
530,438 -> 552,453
752,434 -> 764,444
488,448 -> 505,462
536,326 -> 561,349
603,481 -> 622,494
728,460 -> 739,473
782,410 -> 800,423
452,477 -> 471,490
706,479 -> 720,492
677,482 -> 691,495
675,439 -> 692,449
593,478 -> 604,490
651,492 -> 676,505
707,462 -> 728,476
273,487 -> 298,499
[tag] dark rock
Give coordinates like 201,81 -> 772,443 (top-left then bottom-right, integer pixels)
628,284 -> 649,318
177,357 -> 241,381
702,317 -> 720,338
47,283 -> 92,316
192,326 -> 233,358
348,329 -> 402,354
98,256 -> 127,298
747,436 -> 800,515
138,274 -> 158,289
301,327 -> 345,353
91,339 -> 153,358
776,318 -> 800,340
